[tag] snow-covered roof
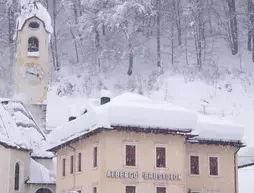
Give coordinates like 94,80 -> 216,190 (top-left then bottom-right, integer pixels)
238,146 -> 254,168
47,101 -> 111,150
16,2 -> 53,34
47,92 -> 244,151
194,114 -> 244,142
27,158 -> 55,184
0,99 -> 53,158
102,92 -> 197,130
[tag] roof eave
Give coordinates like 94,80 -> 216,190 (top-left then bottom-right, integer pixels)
47,126 -> 193,152
18,15 -> 51,34
186,138 -> 245,148
238,163 -> 254,169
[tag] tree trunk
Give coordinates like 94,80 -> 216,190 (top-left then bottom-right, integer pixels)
70,29 -> 79,64
95,25 -> 101,68
8,2 -> 17,67
251,14 -> 254,62
173,0 -> 182,45
171,24 -> 174,65
156,0 -> 161,68
127,41 -> 134,76
52,0 -> 60,71
227,0 -> 238,55
248,0 -> 252,51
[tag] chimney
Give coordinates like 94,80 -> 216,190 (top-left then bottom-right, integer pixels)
100,89 -> 111,105
68,105 -> 78,122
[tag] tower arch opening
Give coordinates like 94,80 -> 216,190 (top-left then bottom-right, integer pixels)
35,188 -> 53,193
28,37 -> 39,52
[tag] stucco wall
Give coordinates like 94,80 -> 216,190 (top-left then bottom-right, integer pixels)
55,130 -> 240,193
56,133 -> 103,193
186,143 -> 238,193
56,131 -> 186,193
15,17 -> 49,104
5,148 -> 30,193
0,145 -> 11,193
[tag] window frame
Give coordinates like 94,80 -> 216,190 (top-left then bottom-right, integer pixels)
155,144 -> 168,170
77,152 -> 82,173
125,185 -> 136,193
208,155 -> 220,177
62,157 -> 66,177
155,186 -> 167,193
28,36 -> 39,53
14,162 -> 20,190
93,143 -> 98,169
189,153 -> 200,176
124,141 -> 138,168
70,155 -> 74,174
28,21 -> 40,29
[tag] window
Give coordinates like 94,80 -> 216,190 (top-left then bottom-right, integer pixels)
126,186 -> 136,193
190,155 -> 200,175
156,147 -> 166,168
93,187 -> 97,193
93,146 -> 97,168
125,145 -> 136,166
78,152 -> 82,172
156,187 -> 166,193
14,162 -> 20,190
62,158 -> 66,176
28,37 -> 39,52
209,156 -> 219,176
29,22 -> 40,29
70,155 -> 74,174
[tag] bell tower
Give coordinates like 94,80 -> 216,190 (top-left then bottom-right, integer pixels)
14,1 -> 53,132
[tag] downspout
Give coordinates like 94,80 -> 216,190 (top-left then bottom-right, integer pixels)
68,145 -> 76,190
234,148 -> 240,193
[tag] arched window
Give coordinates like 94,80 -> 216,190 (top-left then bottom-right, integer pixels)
28,37 -> 39,52
29,22 -> 40,29
14,162 -> 20,190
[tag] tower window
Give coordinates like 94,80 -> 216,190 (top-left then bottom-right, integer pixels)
29,22 -> 40,29
28,37 -> 39,52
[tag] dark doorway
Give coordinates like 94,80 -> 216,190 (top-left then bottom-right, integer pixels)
35,188 -> 52,193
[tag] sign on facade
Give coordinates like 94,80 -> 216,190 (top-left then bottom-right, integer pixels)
106,170 -> 182,181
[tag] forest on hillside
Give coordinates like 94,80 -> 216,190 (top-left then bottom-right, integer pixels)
1,0 -> 254,97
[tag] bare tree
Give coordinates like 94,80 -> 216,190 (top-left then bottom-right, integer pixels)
227,0 -> 238,55
51,0 -> 60,71
156,0 -> 161,68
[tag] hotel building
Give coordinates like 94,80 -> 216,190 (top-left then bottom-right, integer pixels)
47,92 -> 244,193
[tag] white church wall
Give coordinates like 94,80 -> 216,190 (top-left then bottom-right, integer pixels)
0,145 -> 10,193
9,148 -> 30,193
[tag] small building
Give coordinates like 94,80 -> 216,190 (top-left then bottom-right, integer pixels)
0,99 -> 55,193
47,92 -> 244,193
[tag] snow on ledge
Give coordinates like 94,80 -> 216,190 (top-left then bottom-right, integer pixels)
195,114 -> 244,141
100,89 -> 111,98
27,51 -> 40,57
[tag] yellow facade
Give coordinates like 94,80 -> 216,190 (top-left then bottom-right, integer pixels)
55,130 -> 239,193
15,17 -> 49,104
